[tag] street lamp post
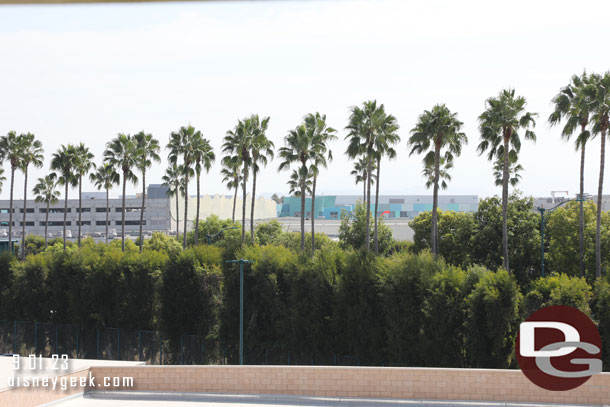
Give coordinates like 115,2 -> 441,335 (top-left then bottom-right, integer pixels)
207,226 -> 239,244
225,258 -> 253,365
537,197 -> 584,277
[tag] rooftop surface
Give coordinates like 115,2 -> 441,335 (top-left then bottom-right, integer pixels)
47,391 -> 601,407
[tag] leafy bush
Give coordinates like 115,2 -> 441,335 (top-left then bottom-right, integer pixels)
255,220 -> 284,246
339,202 -> 393,254
523,273 -> 592,316
410,210 -> 475,268
465,269 -> 522,368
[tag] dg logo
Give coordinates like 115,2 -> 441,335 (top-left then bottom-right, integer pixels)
516,305 -> 602,391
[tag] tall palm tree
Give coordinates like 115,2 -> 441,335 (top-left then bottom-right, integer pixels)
33,174 -> 60,249
50,144 -> 79,251
278,124 -> 318,250
191,134 -> 215,245
549,72 -> 594,277
249,115 -> 273,245
18,133 -> 44,259
74,143 -> 94,247
345,100 -> 389,252
134,131 -> 161,251
168,125 -> 198,248
586,72 -> 610,278
162,163 -> 185,241
221,156 -> 242,223
371,109 -> 400,254
350,157 -> 376,202
89,163 -> 120,244
223,119 -> 254,243
409,104 -> 465,257
304,112 -> 336,254
477,89 -> 537,273
0,131 -> 24,254
104,134 -> 139,252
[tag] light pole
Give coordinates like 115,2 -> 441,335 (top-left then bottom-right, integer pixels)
207,226 -> 239,244
225,258 -> 253,365
537,197 -> 584,277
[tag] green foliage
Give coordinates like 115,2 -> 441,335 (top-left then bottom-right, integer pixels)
339,202 -> 393,254
274,232 -> 335,255
160,245 -> 222,362
465,269 -> 522,368
546,201 -> 610,281
1,214 -> 609,369
471,192 -> 540,284
333,251 -> 384,365
410,210 -> 475,267
381,251 -> 439,366
144,232 -> 182,256
591,278 -> 610,371
255,220 -> 284,246
189,215 -> 242,248
523,273 -> 592,316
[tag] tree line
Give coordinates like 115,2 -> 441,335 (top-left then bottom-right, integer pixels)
1,71 -> 609,277
0,215 -> 608,369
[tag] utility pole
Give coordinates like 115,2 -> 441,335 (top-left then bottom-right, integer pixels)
225,258 -> 253,365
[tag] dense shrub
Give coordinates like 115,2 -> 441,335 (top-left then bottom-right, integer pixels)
410,210 -> 475,268
339,202 -> 394,254
465,269 -> 522,368
523,273 -> 592,316
1,214 -> 608,369
591,278 -> 610,371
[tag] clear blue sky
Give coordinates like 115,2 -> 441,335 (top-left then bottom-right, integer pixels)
0,0 -> 608,200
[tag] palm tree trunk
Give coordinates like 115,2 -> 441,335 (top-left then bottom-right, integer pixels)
362,179 -> 366,203
374,159 -> 381,254
105,188 -> 109,245
63,183 -> 68,251
365,156 -> 372,251
300,183 -> 306,251
232,182 -> 238,223
8,166 -> 15,255
311,175 -> 317,255
195,171 -> 200,246
121,174 -> 126,252
21,166 -> 28,260
595,127 -> 606,279
175,192 -> 180,241
78,175 -> 82,247
44,201 -> 49,249
241,168 -> 248,243
140,171 -> 146,251
250,170 -> 257,245
183,178 -> 188,249
578,136 -> 586,278
432,143 -> 441,257
502,136 -> 510,273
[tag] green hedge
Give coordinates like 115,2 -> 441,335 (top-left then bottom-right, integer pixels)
1,224 -> 609,368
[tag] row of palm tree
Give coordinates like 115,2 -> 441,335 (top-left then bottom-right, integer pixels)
549,71 -> 610,279
0,132 -> 162,254
0,72 -> 608,272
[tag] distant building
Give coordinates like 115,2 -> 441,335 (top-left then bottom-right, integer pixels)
277,195 -> 479,219
0,184 -> 172,238
0,184 -> 278,238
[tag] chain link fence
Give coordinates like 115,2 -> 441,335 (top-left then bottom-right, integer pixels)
0,320 -> 362,366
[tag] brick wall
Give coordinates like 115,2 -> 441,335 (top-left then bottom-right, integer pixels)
0,367 -> 89,407
87,366 -> 610,405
